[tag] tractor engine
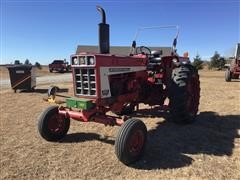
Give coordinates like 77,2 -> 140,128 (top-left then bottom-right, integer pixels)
70,52 -> 169,113
70,54 -> 150,113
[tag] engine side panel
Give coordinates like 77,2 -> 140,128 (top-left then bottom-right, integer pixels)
99,66 -> 147,98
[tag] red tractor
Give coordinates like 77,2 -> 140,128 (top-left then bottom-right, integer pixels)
225,43 -> 240,82
38,6 -> 200,165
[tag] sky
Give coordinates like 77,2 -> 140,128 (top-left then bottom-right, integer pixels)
0,0 -> 239,64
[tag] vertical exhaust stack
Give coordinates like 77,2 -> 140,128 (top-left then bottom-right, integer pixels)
96,6 -> 110,54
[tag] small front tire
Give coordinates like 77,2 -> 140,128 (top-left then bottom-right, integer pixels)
225,69 -> 231,82
38,106 -> 70,141
115,119 -> 147,165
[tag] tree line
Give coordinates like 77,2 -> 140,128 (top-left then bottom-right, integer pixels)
13,59 -> 42,69
192,51 -> 227,70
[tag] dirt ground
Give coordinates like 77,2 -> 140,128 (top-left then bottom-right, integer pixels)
0,70 -> 240,180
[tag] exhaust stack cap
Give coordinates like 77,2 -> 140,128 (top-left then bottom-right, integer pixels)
96,6 -> 110,54
96,5 -> 106,24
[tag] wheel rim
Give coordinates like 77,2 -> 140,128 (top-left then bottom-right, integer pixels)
187,74 -> 199,116
47,113 -> 66,134
127,130 -> 145,156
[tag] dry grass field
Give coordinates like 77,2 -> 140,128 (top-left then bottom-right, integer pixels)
0,70 -> 240,179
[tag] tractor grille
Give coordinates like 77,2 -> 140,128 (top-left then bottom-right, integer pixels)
74,68 -> 96,96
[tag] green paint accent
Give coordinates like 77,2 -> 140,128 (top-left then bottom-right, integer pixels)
66,98 -> 94,110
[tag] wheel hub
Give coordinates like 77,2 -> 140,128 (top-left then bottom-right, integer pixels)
47,114 -> 65,134
128,130 -> 144,156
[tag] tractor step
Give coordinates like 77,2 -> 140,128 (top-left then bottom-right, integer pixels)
66,97 -> 94,110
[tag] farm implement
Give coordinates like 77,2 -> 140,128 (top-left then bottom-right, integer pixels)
225,43 -> 240,82
38,6 -> 200,165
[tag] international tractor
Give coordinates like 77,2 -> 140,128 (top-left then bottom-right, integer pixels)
225,43 -> 240,82
38,6 -> 200,165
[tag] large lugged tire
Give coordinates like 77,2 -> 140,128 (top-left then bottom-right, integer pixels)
225,69 -> 231,82
38,106 -> 70,141
115,119 -> 147,165
169,64 -> 200,124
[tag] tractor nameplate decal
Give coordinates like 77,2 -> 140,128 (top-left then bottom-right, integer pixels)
109,68 -> 131,73
102,89 -> 109,96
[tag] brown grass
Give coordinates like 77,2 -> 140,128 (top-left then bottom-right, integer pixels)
0,71 -> 240,179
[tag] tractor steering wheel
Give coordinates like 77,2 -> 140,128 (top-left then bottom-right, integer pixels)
136,46 -> 152,55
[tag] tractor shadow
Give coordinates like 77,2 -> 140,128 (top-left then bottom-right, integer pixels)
60,132 -> 115,145
131,111 -> 240,170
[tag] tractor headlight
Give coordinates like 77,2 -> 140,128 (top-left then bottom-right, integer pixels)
88,57 -> 95,65
72,57 -> 78,65
80,56 -> 86,65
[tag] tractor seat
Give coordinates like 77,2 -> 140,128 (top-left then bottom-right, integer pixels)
147,50 -> 163,70
149,50 -> 162,63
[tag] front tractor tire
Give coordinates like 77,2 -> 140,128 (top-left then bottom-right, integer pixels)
38,106 -> 70,141
115,119 -> 147,165
169,64 -> 200,124
225,68 -> 232,82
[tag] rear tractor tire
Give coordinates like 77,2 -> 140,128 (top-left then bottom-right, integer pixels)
169,64 -> 200,124
115,119 -> 147,165
38,106 -> 70,141
225,69 -> 231,82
